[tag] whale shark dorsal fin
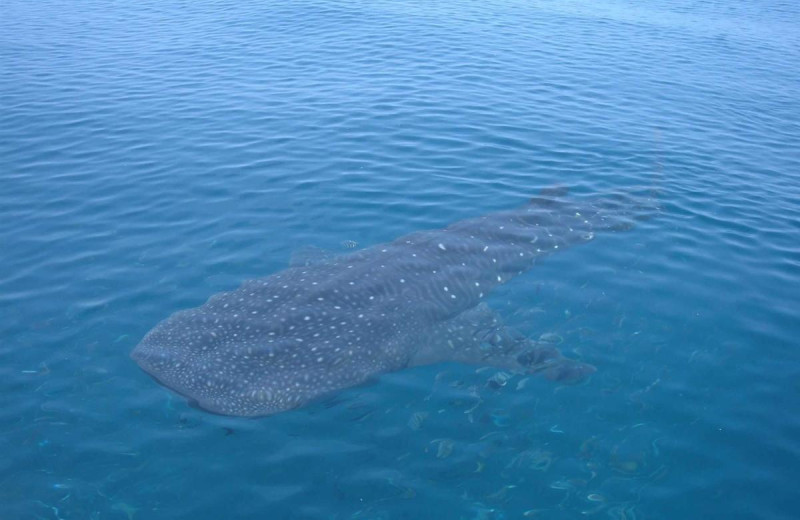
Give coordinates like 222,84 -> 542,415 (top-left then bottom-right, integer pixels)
529,186 -> 570,207
539,186 -> 570,198
288,245 -> 337,267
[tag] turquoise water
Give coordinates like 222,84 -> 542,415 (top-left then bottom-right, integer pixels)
2,0 -> 799,518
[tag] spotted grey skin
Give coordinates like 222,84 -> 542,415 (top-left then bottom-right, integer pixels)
132,191 -> 650,416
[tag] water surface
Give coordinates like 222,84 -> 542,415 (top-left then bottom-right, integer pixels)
2,0 -> 799,519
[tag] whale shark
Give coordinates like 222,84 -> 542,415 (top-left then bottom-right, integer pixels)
132,189 -> 653,416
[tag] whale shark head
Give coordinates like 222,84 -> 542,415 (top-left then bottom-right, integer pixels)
131,281 -> 402,417
131,307 -> 327,417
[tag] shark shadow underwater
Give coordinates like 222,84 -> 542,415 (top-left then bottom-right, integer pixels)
132,189 -> 655,416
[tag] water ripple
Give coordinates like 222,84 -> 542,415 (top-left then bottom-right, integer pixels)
2,0 -> 799,519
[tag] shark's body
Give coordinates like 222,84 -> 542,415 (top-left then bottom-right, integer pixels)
132,191 -> 650,416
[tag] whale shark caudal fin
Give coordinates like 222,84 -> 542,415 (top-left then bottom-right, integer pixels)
408,303 -> 596,385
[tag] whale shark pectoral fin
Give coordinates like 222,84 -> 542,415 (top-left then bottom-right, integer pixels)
515,344 -> 562,367
409,303 -> 578,374
517,348 -> 597,385
410,303 -> 597,384
408,302 -> 510,368
542,359 -> 597,384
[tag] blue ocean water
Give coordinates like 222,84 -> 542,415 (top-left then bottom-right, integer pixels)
2,0 -> 799,518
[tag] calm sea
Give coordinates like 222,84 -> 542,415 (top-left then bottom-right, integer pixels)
2,0 -> 799,519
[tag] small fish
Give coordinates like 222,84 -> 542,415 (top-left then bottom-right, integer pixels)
490,409 -> 511,427
486,484 -> 516,500
486,371 -> 512,389
407,411 -> 429,431
431,438 -> 454,459
538,332 -> 563,344
111,502 -> 138,520
607,504 -> 638,520
508,449 -> 553,471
